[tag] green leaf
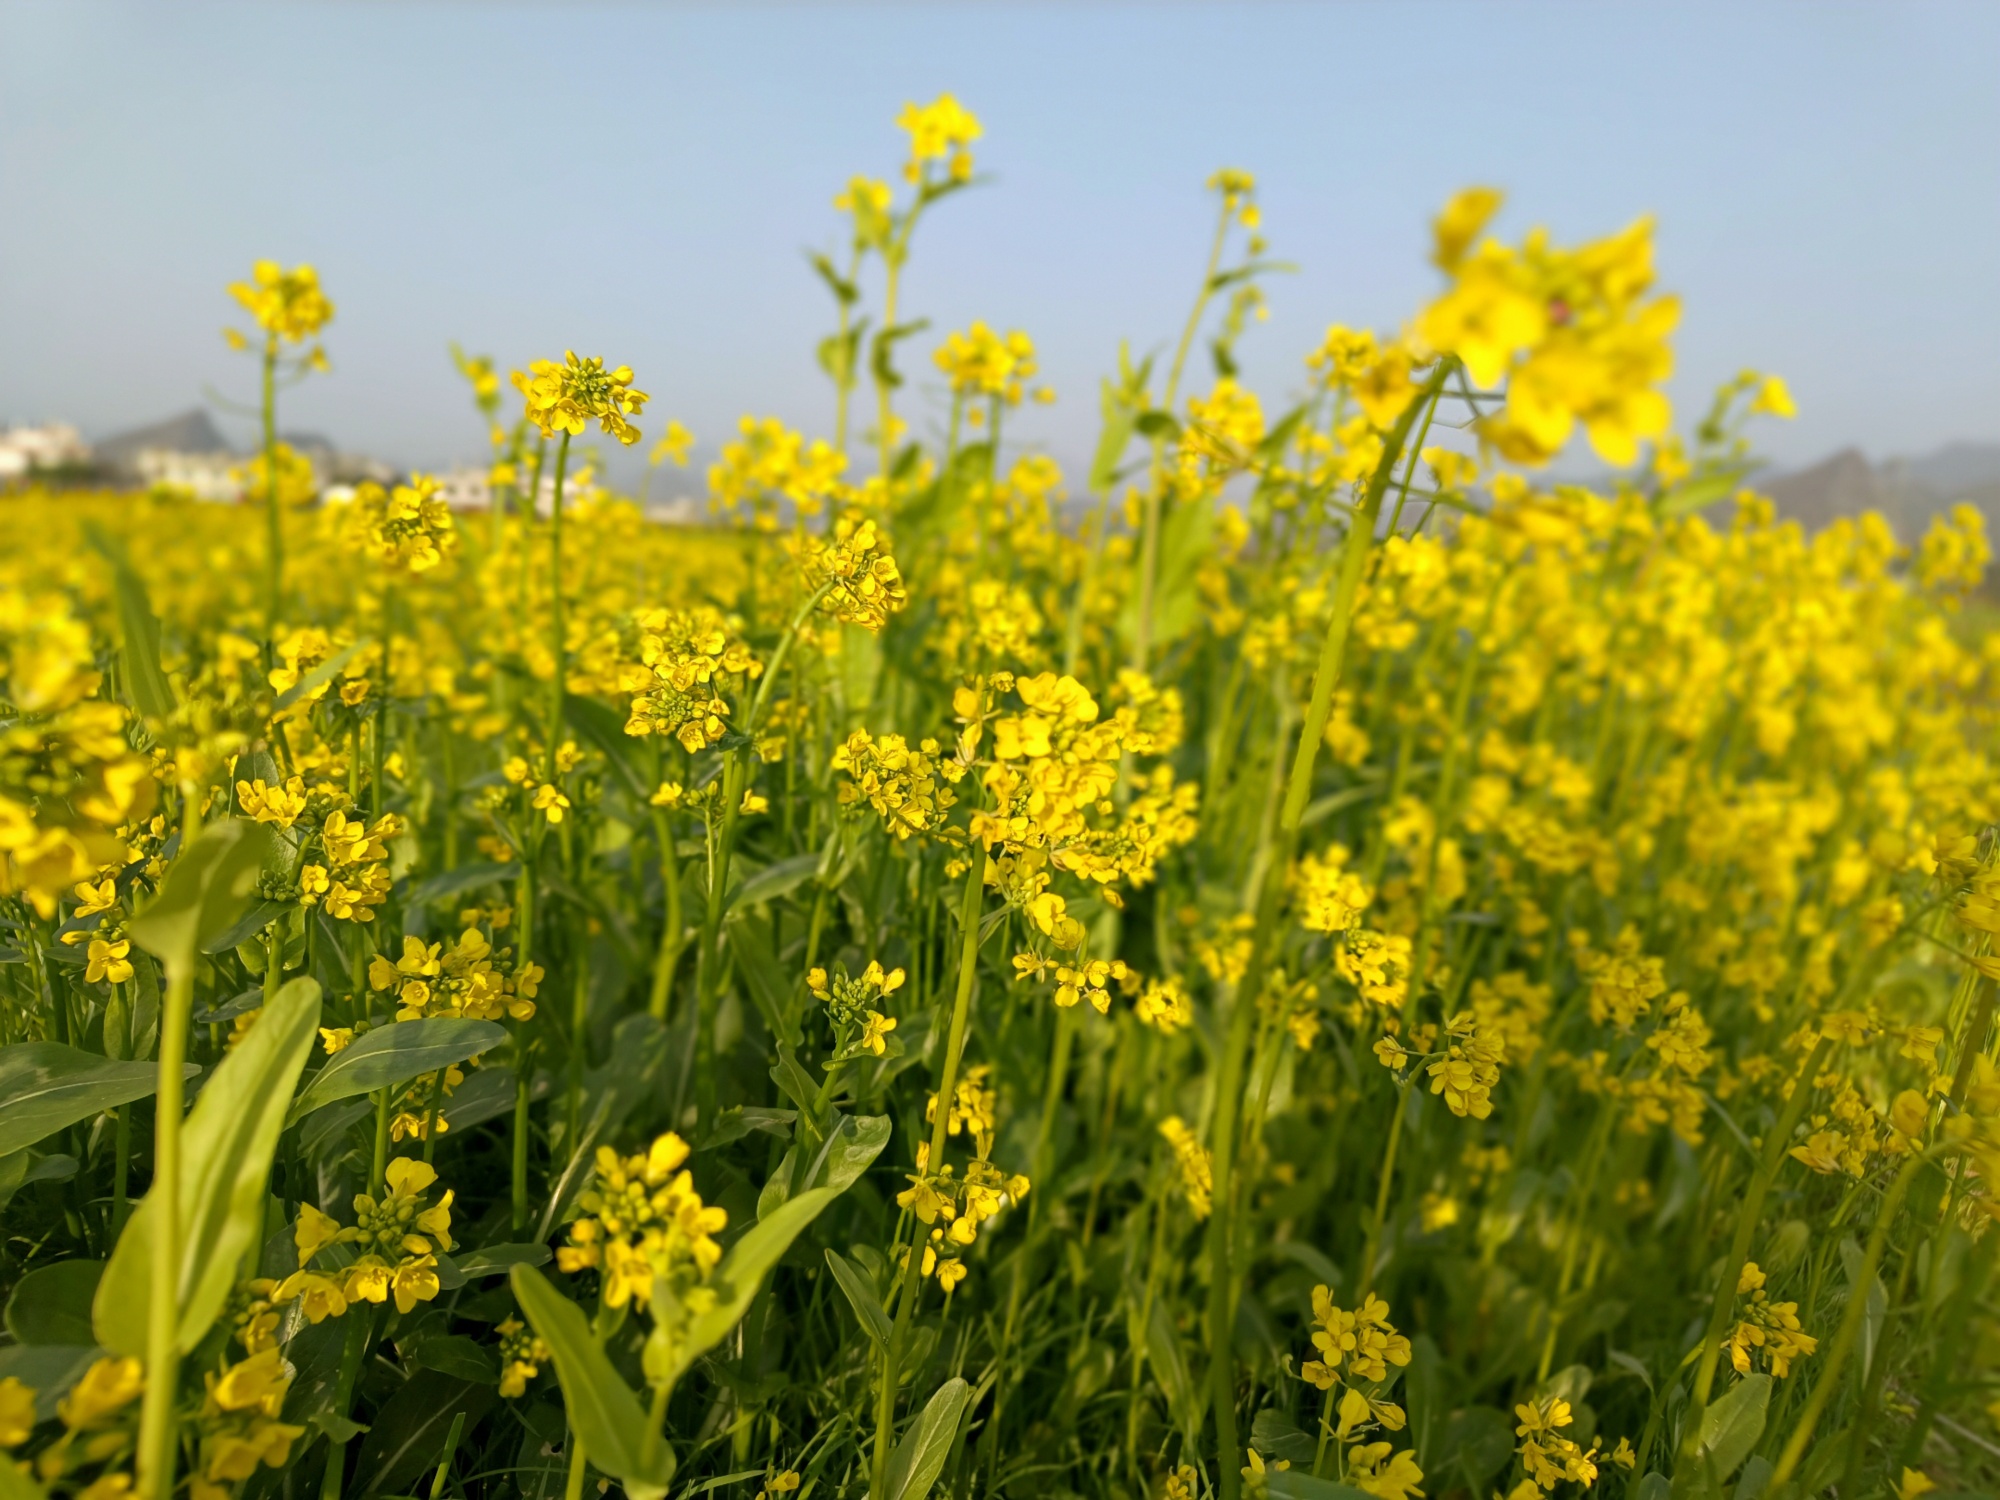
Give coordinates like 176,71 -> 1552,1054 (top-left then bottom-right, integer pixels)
1442,1405 -> 1514,1493
273,639 -> 366,712
1089,378 -> 1137,495
0,1346 -> 99,1424
82,525 -> 176,721
510,1265 -> 675,1497
1146,1299 -> 1199,1444
453,1243 -> 552,1278
128,819 -> 272,981
5,1261 -> 102,1345
0,1044 -> 195,1158
351,1369 -> 496,1498
94,976 -> 322,1355
1250,1408 -> 1318,1468
287,1017 -> 508,1126
824,1248 -> 891,1348
883,1377 -> 969,1500
1403,1335 -> 1446,1468
1697,1373 -> 1769,1481
200,898 -> 289,957
405,1333 -> 499,1384
730,853 -> 821,912
1134,410 -> 1181,443
563,692 -> 656,802
406,861 -> 522,908
758,1112 -> 889,1219
648,1183 -> 856,1391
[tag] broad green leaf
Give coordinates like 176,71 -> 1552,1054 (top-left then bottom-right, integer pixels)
0,1153 -> 77,1214
94,977 -> 322,1355
730,853 -> 821,912
200,898 -> 290,957
453,1243 -> 552,1278
510,1265 -> 674,1498
824,1248 -> 891,1348
405,1333 -> 498,1384
1403,1335 -> 1446,1468
759,1111 -> 889,1218
0,1346 -> 98,1424
5,1261 -> 102,1345
406,861 -> 521,908
648,1184 -> 853,1390
128,819 -> 271,981
287,1017 -> 507,1126
1249,1409 -> 1317,1468
351,1369 -> 496,1498
883,1377 -> 969,1500
0,1044 -> 195,1158
1442,1405 -> 1514,1492
1697,1373 -> 1769,1481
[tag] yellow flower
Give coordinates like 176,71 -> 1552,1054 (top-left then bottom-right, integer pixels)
514,352 -> 650,446
227,260 -> 334,342
58,1357 -> 143,1429
85,937 -> 132,985
0,1378 -> 36,1448
650,421 -> 695,468
72,877 -> 117,917
896,92 -> 982,182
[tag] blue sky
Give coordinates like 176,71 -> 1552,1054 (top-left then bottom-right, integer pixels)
2,0 -> 1996,484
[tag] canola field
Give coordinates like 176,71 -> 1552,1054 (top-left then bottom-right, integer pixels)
0,96 -> 1996,1500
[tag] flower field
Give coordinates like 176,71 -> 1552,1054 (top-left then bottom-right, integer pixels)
1,96 -> 1997,1500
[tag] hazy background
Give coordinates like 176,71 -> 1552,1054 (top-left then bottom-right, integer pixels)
3,0 -> 1997,494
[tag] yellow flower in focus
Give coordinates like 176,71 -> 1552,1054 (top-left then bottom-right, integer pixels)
514,352 -> 649,446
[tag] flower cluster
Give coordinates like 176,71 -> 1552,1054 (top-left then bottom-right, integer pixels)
619,606 -> 760,752
1724,1262 -> 1819,1379
800,513 -> 908,631
368,929 -> 538,1023
338,474 -> 458,576
284,1157 -> 456,1317
514,352 -> 649,445
1511,1397 -> 1602,1491
226,260 -> 334,343
1421,188 -> 1678,466
832,730 -> 962,839
895,1156 -> 1029,1295
555,1133 -> 728,1308
808,959 -> 904,1059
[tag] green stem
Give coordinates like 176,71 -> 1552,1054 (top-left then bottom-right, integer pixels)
649,809 -> 686,1021
135,959 -> 195,1500
545,432 -> 572,782
871,843 -> 989,1500
1768,1149 -> 1938,1490
1355,1077 -> 1413,1305
512,1047 -> 532,1236
1672,1034 -> 1836,1489
1206,361 -> 1452,1500
263,334 -> 282,639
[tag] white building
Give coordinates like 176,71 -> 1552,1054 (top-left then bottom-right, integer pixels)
0,423 -> 91,479
135,449 -> 243,502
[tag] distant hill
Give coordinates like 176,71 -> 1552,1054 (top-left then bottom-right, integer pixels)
93,409 -> 234,480
1763,442 -> 2000,542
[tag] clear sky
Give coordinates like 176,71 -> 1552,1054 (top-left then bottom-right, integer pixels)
3,0 -> 1996,485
